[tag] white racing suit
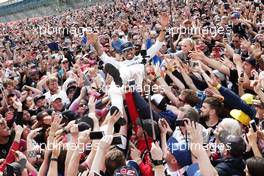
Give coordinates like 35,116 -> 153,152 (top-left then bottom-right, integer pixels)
100,40 -> 164,113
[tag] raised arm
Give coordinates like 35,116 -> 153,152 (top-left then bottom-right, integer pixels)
155,76 -> 179,106
158,119 -> 172,158
180,65 -> 198,91
47,136 -> 63,176
89,135 -> 113,176
23,85 -> 42,95
26,128 -> 42,164
67,129 -> 91,176
147,13 -> 169,60
253,78 -> 264,104
150,142 -> 165,176
190,51 -> 231,76
89,33 -> 120,67
186,121 -> 219,176
247,127 -> 263,158
164,57 -> 185,90
81,96 -> 101,168
216,84 -> 256,119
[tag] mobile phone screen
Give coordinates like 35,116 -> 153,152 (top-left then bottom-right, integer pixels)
90,131 -> 104,140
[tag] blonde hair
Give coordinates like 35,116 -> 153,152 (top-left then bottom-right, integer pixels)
180,38 -> 196,49
3,79 -> 14,88
46,76 -> 58,86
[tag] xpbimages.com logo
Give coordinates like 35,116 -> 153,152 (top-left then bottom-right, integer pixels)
32,25 -> 98,36
168,25 -> 232,37
168,142 -> 231,154
38,142 -> 94,152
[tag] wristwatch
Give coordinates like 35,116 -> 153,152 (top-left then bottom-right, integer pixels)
152,159 -> 163,166
161,28 -> 167,32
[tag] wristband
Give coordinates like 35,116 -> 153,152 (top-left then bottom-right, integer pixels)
50,157 -> 58,161
160,28 -> 167,32
152,159 -> 163,166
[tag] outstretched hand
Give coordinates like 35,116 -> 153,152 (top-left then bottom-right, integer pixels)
150,141 -> 163,161
185,120 -> 204,157
87,33 -> 99,45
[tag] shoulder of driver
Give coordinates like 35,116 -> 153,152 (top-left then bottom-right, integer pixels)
122,55 -> 143,66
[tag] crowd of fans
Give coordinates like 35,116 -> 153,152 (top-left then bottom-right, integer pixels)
0,0 -> 264,175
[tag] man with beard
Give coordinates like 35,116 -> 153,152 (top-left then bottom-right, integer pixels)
200,97 -> 224,142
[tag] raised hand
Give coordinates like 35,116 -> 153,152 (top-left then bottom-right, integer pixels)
49,113 -> 62,135
87,33 -> 99,45
66,117 -> 76,128
107,110 -> 122,125
51,135 -> 64,158
192,61 -> 203,73
209,76 -> 220,87
98,135 -> 113,151
80,87 -> 88,99
150,142 -> 163,161
78,129 -> 91,144
241,38 -> 251,50
252,80 -> 262,94
188,50 -> 205,60
164,56 -> 180,72
130,144 -> 141,161
158,118 -> 171,135
70,124 -> 79,134
251,69 -> 258,79
185,120 -> 204,157
27,127 -> 42,139
252,47 -> 262,59
247,127 -> 258,147
14,124 -> 24,136
88,95 -> 96,113
220,56 -> 235,69
12,97 -> 22,110
185,120 -> 203,145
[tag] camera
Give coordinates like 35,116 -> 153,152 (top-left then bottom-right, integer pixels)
175,119 -> 188,127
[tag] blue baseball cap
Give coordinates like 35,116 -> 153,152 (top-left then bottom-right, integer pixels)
120,42 -> 135,52
231,11 -> 240,19
167,137 -> 192,167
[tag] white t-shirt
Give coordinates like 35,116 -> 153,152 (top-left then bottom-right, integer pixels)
44,88 -> 70,105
